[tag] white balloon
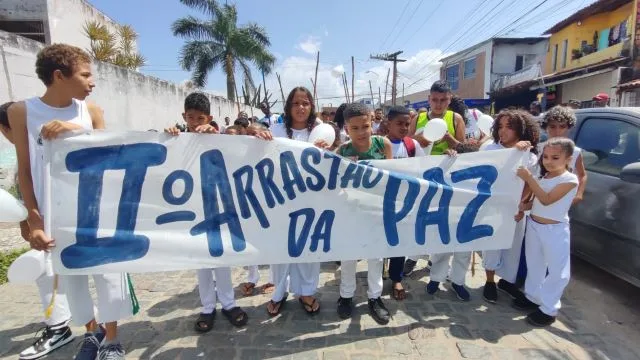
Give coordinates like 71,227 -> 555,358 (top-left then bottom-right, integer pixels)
308,123 -> 336,146
8,250 -> 46,284
422,118 -> 448,142
0,188 -> 27,222
477,114 -> 494,135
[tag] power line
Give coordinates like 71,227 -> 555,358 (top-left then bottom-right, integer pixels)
397,0 -> 446,50
378,1 -> 412,52
384,0 -> 426,50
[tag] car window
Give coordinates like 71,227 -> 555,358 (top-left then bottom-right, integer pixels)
575,117 -> 640,177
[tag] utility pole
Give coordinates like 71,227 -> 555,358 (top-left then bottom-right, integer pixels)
370,50 -> 407,106
383,68 -> 390,106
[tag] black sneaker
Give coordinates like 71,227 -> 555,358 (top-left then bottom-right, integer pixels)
526,309 -> 556,327
482,282 -> 498,303
403,259 -> 417,275
497,279 -> 523,299
19,323 -> 74,360
512,295 -> 539,311
337,297 -> 353,319
368,297 -> 390,325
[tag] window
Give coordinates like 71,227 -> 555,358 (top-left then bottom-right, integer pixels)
446,64 -> 459,91
0,20 -> 46,43
576,118 -> 640,177
552,44 -> 558,72
561,39 -> 568,69
515,54 -> 538,71
463,57 -> 476,79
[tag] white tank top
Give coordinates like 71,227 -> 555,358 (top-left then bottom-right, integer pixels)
24,97 -> 93,209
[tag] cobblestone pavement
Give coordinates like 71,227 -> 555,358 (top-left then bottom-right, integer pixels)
1,224 -> 639,359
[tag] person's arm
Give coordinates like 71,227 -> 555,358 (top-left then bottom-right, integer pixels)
409,112 -> 418,135
441,113 -> 466,148
8,103 -> 52,251
517,168 -> 577,206
87,101 -> 105,130
573,153 -> 587,204
382,137 -> 393,160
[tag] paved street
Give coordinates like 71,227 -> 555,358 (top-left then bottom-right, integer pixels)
0,223 -> 639,360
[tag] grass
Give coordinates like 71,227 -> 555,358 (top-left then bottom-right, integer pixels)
0,247 -> 30,284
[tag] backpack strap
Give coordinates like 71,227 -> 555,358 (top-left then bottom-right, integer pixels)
402,136 -> 416,157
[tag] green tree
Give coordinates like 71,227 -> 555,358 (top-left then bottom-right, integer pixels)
84,21 -> 146,70
172,0 -> 275,101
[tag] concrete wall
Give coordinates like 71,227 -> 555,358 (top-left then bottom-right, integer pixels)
559,69 -> 619,103
0,0 -> 47,21
45,0 -> 128,50
492,41 -> 548,74
0,30 -> 257,189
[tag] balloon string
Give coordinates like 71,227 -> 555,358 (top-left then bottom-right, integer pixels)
44,275 -> 58,319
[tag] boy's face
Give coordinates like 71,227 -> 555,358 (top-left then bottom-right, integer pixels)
345,115 -> 372,145
545,120 -> 569,138
428,91 -> 450,115
374,109 -> 383,120
387,115 -> 411,140
57,61 -> 95,100
182,109 -> 213,131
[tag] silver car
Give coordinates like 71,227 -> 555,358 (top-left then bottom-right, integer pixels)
569,107 -> 640,287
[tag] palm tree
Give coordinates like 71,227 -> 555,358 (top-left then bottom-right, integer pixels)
172,0 -> 275,101
83,21 -> 146,70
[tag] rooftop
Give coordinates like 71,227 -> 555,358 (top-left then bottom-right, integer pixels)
544,0 -> 632,34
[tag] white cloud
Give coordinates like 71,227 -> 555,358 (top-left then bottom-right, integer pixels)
297,36 -> 321,55
264,48 -> 448,112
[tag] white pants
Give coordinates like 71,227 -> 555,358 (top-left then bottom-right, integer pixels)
197,267 -> 236,314
270,263 -> 320,302
339,259 -> 383,299
36,273 -> 71,326
429,252 -> 471,285
524,218 -> 571,317
62,273 -> 133,326
245,265 -> 273,285
482,218 -> 526,283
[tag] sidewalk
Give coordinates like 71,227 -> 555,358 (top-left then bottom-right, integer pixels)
0,224 -> 638,359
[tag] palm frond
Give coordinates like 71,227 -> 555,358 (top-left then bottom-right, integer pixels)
172,16 -> 213,40
178,0 -> 218,18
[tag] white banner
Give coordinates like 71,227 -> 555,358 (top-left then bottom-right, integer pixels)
46,132 -> 526,275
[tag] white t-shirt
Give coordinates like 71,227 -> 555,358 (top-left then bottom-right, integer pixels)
259,114 -> 279,127
531,171 -> 578,223
482,142 -> 538,172
389,138 -> 426,159
270,122 -> 311,142
464,108 -> 483,140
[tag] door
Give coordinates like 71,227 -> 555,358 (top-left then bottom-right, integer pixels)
571,114 -> 640,286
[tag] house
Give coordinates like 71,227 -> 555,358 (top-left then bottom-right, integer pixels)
0,0 -> 133,50
534,0 -> 633,108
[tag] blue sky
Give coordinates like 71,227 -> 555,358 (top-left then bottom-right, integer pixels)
89,0 -> 596,110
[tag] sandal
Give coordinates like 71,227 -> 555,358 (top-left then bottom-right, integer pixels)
222,306 -> 248,327
299,296 -> 320,315
241,282 -> 256,297
261,282 -> 275,294
392,282 -> 407,301
194,312 -> 215,333
267,293 -> 288,317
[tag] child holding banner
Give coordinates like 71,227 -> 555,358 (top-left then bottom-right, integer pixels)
8,44 -> 130,360
257,86 -> 327,317
514,138 -> 578,327
336,102 -> 393,325
481,109 -> 540,304
165,92 -> 249,331
383,105 -> 426,301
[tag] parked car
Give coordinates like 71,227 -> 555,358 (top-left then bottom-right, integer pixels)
568,107 -> 640,287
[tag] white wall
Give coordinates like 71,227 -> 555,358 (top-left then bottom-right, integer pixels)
0,30 -> 257,189
559,70 -> 619,104
0,0 -> 47,21
45,0 -> 129,50
492,41 -> 547,75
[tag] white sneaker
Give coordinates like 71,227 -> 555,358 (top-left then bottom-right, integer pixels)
19,323 -> 74,359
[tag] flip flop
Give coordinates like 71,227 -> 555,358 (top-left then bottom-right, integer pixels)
222,306 -> 248,327
267,293 -> 288,317
299,296 -> 320,315
194,312 -> 215,333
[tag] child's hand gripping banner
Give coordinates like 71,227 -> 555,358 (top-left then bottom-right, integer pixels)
45,132 -> 527,275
